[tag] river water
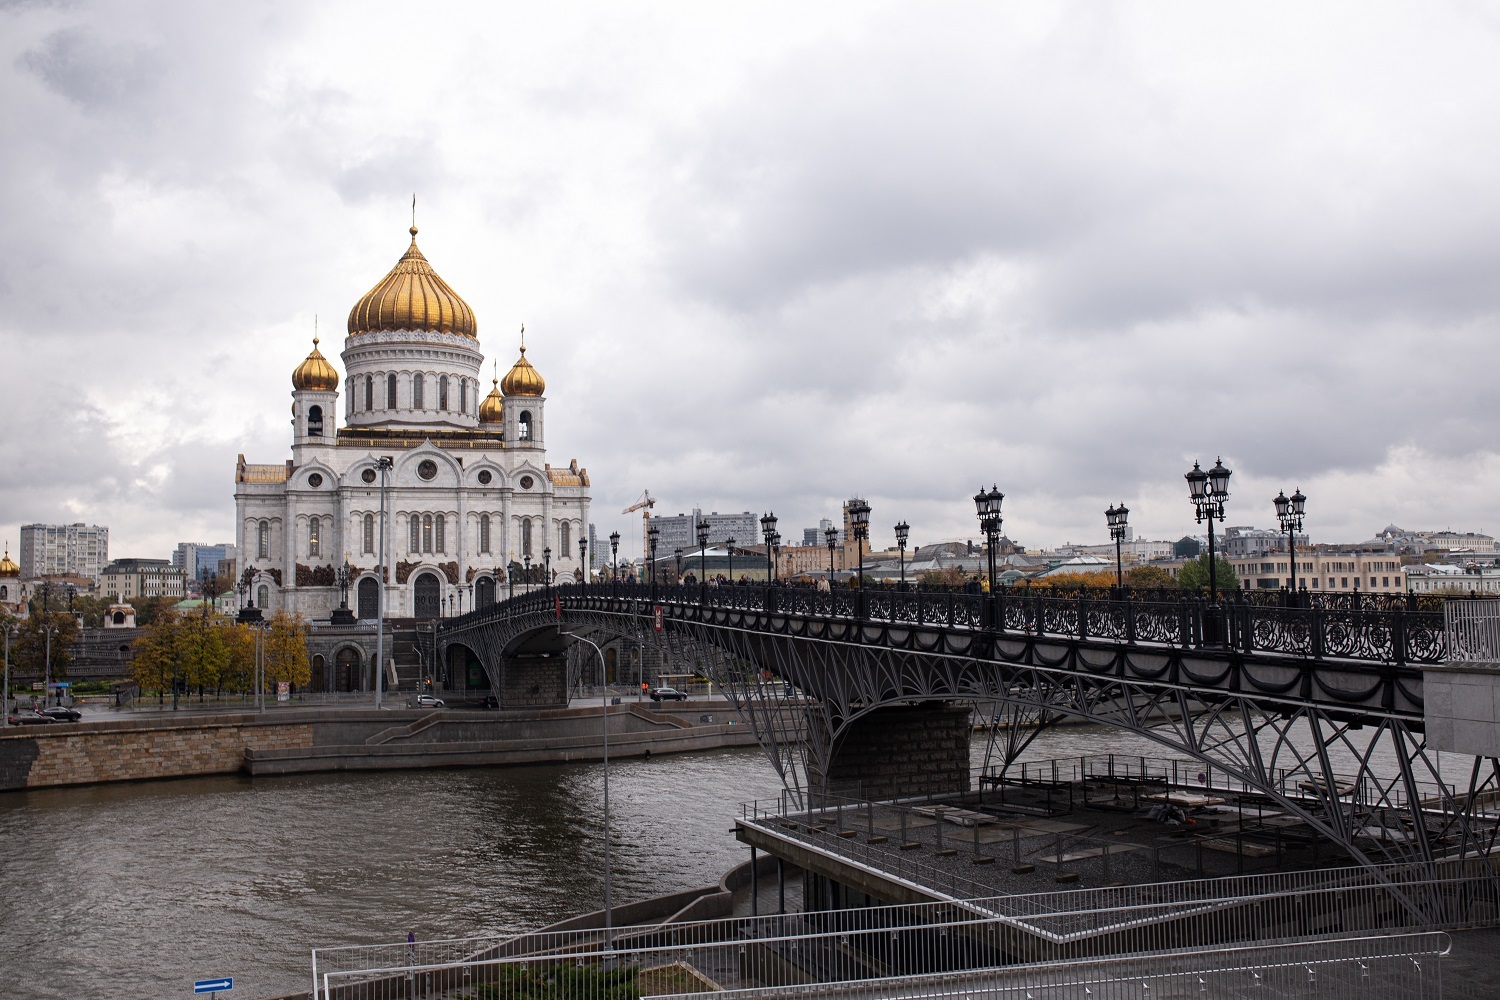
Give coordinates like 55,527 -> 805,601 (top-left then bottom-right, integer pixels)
0,719 -> 1440,1000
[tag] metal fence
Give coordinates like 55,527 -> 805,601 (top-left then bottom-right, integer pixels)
312,856 -> 1495,998
1444,600 -> 1500,663
448,582 -> 1452,667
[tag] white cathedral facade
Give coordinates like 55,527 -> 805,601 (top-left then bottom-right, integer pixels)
234,223 -> 591,622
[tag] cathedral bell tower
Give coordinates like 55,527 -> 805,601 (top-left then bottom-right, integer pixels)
291,336 -> 340,452
499,335 -> 546,449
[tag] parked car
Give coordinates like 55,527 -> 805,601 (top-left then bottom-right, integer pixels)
650,687 -> 689,702
37,707 -> 82,723
6,712 -> 57,725
413,693 -> 445,708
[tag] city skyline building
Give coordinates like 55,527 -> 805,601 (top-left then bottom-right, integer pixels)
18,523 -> 109,581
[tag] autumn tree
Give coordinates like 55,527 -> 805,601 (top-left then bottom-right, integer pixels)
263,610 -> 311,690
1126,565 -> 1177,589
132,611 -> 183,703
177,613 -> 230,700
1027,570 -> 1116,590
220,623 -> 257,694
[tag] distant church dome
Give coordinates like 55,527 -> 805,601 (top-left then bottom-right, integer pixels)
501,345 -> 545,397
347,226 -> 477,338
0,545 -> 18,577
478,378 -> 505,423
291,337 -> 340,391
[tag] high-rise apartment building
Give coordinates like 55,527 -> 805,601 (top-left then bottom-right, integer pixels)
19,523 -> 110,580
651,509 -> 759,554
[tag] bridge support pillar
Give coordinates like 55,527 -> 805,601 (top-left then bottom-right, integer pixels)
811,702 -> 971,801
1424,661 -> 1500,756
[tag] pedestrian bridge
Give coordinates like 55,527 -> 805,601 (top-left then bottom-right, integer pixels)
437,584 -> 1499,869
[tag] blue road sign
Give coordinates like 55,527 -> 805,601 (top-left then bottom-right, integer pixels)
194,978 -> 232,994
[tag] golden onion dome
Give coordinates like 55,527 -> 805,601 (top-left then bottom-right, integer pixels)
500,345 -> 545,397
478,378 -> 505,423
0,545 -> 17,577
291,337 -> 340,391
347,226 -> 477,338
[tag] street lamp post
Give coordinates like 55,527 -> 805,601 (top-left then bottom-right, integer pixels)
760,512 -> 778,583
973,485 -> 1004,592
825,526 -> 838,580
646,523 -> 660,594
1274,488 -> 1307,598
725,538 -> 735,584
374,454 -> 393,709
3,621 -> 18,726
609,532 -> 621,586
1105,503 -> 1130,590
894,521 -> 910,590
578,537 -> 589,586
674,548 -> 683,584
523,554 -> 532,593
848,497 -> 871,615
1185,458 -> 1232,603
543,546 -> 552,597
696,519 -> 710,591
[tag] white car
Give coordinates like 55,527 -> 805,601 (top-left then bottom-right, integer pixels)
413,694 -> 445,708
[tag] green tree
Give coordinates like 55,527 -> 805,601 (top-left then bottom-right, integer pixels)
12,610 -> 79,679
1177,554 -> 1240,593
263,610 -> 311,690
132,595 -> 181,628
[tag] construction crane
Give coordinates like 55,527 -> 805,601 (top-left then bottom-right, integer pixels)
622,490 -> 656,569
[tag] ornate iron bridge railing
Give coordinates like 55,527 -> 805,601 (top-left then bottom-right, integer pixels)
446,582 -> 1451,667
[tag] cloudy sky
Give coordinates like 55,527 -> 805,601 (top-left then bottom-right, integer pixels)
2,0 -> 1499,561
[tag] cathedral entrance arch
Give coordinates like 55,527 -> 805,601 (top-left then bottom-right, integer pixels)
357,577 -> 379,619
335,646 -> 362,692
414,572 -> 442,619
474,576 -> 495,607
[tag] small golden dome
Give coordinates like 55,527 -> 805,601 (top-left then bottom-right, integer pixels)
348,226 -> 477,338
500,345 -> 545,397
0,545 -> 18,577
478,378 -> 505,423
292,337 -> 340,391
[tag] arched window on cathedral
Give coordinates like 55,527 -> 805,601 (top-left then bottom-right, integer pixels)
519,411 -> 532,440
460,379 -> 468,413
439,375 -> 449,411
480,514 -> 491,554
363,513 -> 374,554
522,519 -> 533,557
561,521 -> 570,554
413,373 -> 424,410
308,518 -> 321,558
422,514 -> 434,553
258,521 -> 270,559
307,404 -> 323,437
257,584 -> 269,609
387,373 -> 397,409
435,514 -> 446,553
365,376 -> 373,411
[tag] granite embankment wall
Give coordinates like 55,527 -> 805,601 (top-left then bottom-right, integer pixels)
0,703 -> 767,792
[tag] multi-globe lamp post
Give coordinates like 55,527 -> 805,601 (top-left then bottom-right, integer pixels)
647,522 -> 660,594
760,512 -> 778,583
696,519 -> 711,590
848,497 -> 871,615
825,525 -> 838,580
973,485 -> 1004,592
895,520 -> 910,590
1274,488 -> 1307,598
1105,503 -> 1130,590
1185,458 -> 1232,604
